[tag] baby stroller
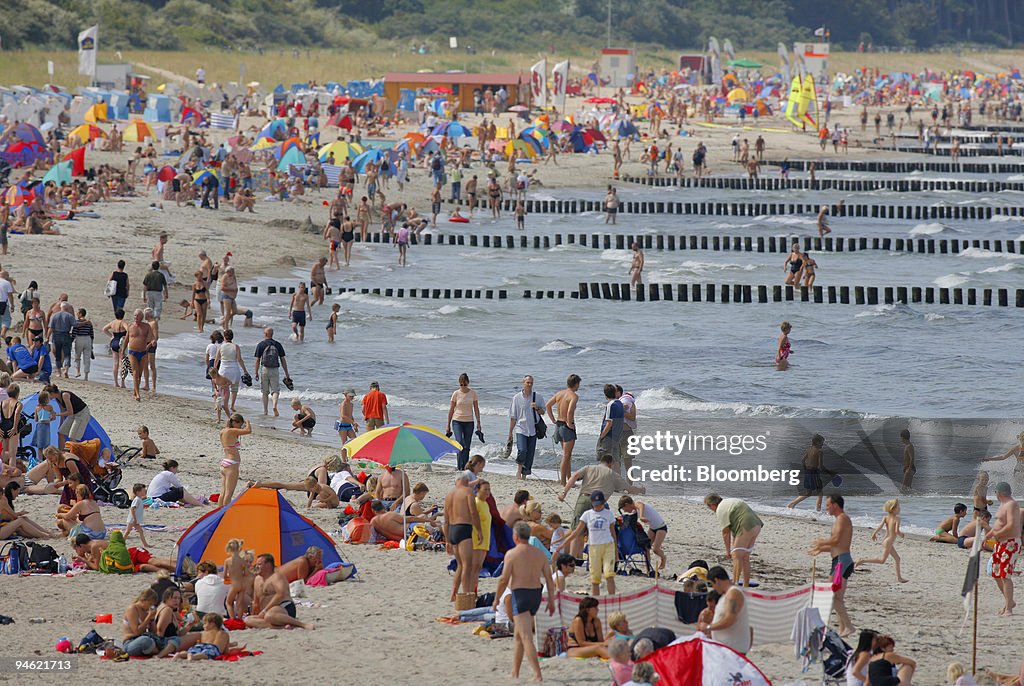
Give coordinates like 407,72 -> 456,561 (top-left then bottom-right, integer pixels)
819,627 -> 852,685
66,439 -> 130,509
615,512 -> 653,577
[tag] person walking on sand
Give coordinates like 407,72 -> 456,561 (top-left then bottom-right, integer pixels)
446,372 -> 482,471
508,375 -> 544,480
336,388 -> 359,445
289,282 -> 311,343
776,321 -> 792,370
809,494 -> 856,637
218,413 -> 251,508
900,429 -> 916,493
704,493 -> 763,589
124,309 -> 154,402
989,481 -> 1021,616
856,498 -> 909,583
629,243 -> 644,291
788,433 -> 831,511
445,472 -> 482,603
546,373 -> 580,486
254,328 -> 289,417
142,261 -> 168,321
493,520 -> 555,682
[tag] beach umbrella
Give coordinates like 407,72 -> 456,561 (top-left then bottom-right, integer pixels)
249,137 -> 277,151
584,97 -> 616,104
404,132 -> 427,144
68,124 -> 107,143
157,165 -> 177,182
258,119 -> 288,139
0,141 -> 49,168
0,122 -> 46,146
41,160 -> 72,186
272,137 -> 303,160
122,120 -> 155,142
191,168 -> 219,186
643,634 -> 771,686
508,105 -> 529,113
180,106 -> 203,125
584,127 -> 606,143
343,423 -> 461,543
418,138 -> 440,155
350,149 -> 385,172
4,181 -> 36,206
506,139 -> 537,159
394,138 -> 418,158
83,103 -> 107,123
318,140 -> 364,163
427,86 -> 452,95
553,120 -> 574,132
432,121 -> 470,139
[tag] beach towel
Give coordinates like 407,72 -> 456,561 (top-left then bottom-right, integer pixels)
98,531 -> 133,574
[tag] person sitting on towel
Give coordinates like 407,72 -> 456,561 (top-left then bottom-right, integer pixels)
369,499 -> 405,541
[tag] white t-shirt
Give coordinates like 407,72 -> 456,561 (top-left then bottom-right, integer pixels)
549,526 -> 567,553
126,496 -> 145,527
330,470 -> 355,494
148,470 -> 182,499
195,574 -> 229,615
620,392 -> 637,431
580,507 -> 616,546
509,391 -> 544,437
640,503 -> 665,530
205,342 -> 221,363
0,278 -> 13,307
495,587 -> 512,624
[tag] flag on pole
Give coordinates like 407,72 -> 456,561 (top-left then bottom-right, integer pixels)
961,527 -> 983,616
530,59 -> 547,108
813,27 -> 826,37
552,60 -> 569,111
78,25 -> 98,78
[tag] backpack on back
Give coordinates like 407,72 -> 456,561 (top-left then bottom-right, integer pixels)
260,342 -> 280,368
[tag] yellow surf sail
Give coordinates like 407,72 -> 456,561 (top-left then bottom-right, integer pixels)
800,74 -> 819,129
784,76 -> 802,128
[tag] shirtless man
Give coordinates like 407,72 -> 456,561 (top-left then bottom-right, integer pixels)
604,186 -> 619,225
546,374 -> 580,485
989,482 -> 1021,616
356,196 -> 371,242
376,466 -> 410,510
629,243 -> 644,291
808,494 -> 855,637
501,490 -> 532,527
900,429 -> 916,493
464,175 -> 478,214
198,250 -> 215,289
278,546 -> 323,583
337,388 -> 358,445
219,266 -> 238,330
309,258 -> 328,308
816,205 -> 832,238
124,309 -> 154,402
493,520 -> 555,682
369,500 -> 405,541
289,283 -> 311,342
244,554 -> 314,629
152,232 -> 168,264
788,434 -> 828,511
430,185 -> 442,227
444,472 -> 482,602
323,219 -> 342,269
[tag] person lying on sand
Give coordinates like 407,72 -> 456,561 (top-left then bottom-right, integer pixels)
248,478 -> 339,509
72,532 -> 176,573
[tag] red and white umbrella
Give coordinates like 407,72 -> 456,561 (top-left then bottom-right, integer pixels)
642,634 -> 772,686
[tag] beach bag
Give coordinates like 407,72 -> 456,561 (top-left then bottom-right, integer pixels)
104,280 -> 117,297
1,541 -> 29,574
831,561 -> 844,592
540,626 -> 568,657
344,517 -> 371,544
532,393 -> 547,440
27,542 -> 60,573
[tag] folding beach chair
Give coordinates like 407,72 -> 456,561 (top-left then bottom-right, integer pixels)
615,512 -> 653,577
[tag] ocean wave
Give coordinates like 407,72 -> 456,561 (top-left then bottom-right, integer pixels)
405,332 -> 447,340
978,263 -> 1022,274
959,247 -> 1024,260
909,222 -> 961,236
634,386 -> 793,417
600,249 -> 633,263
924,312 -> 945,321
434,304 -> 486,316
335,292 -> 412,308
933,273 -> 970,288
989,214 -> 1015,223
539,339 -> 581,353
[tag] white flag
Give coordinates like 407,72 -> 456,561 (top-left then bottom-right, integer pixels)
814,27 -> 826,37
78,25 -> 98,78
530,59 -> 547,108
552,60 -> 569,109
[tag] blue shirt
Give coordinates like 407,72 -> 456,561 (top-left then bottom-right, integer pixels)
7,344 -> 34,369
601,399 -> 624,440
31,344 -> 52,375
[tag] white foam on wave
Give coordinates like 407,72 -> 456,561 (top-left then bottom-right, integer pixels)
678,260 -> 757,273
539,339 -> 579,352
336,292 -> 412,308
405,332 -> 447,340
434,304 -> 486,316
979,263 -> 1022,274
989,214 -> 1015,223
635,386 -> 786,416
600,249 -> 633,263
924,312 -> 945,322
959,247 -> 1024,260
933,273 -> 970,288
909,222 -> 959,236
854,304 -> 898,318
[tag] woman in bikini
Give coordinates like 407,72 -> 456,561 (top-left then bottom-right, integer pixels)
567,597 -> 610,658
982,431 -> 1024,479
57,483 -> 107,538
803,253 -> 818,287
218,414 -> 251,508
0,383 -> 22,468
192,270 -> 209,333
101,309 -> 128,388
23,298 -> 45,342
1,481 -> 57,539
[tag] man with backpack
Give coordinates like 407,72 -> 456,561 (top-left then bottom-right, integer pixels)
254,327 -> 290,417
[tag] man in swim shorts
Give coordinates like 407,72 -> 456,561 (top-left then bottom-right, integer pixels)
245,554 -> 314,629
288,282 -> 311,342
989,482 -> 1022,616
545,374 -> 580,486
444,472 -> 482,603
309,257 -> 328,309
493,520 -> 555,681
808,494 -> 856,637
705,493 -> 763,589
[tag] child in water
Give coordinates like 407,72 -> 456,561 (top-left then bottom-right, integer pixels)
775,321 -> 792,370
856,498 -> 909,583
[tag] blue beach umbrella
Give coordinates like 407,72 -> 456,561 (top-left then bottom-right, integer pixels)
350,149 -> 385,172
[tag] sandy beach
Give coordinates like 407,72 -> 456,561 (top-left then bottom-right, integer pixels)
1,89 -> 1022,686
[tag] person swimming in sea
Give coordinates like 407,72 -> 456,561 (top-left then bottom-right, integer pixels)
775,321 -> 792,370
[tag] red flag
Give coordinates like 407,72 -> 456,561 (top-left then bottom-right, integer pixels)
62,146 -> 85,176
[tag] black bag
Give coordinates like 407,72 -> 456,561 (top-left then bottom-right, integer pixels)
27,542 -> 59,573
1,541 -> 30,574
532,392 -> 547,440
18,412 -> 33,438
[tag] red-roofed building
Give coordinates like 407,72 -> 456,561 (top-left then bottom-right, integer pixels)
383,72 -> 526,113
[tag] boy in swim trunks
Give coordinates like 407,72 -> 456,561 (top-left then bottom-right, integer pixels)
930,503 -> 968,544
178,613 -> 231,660
493,520 -> 555,682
